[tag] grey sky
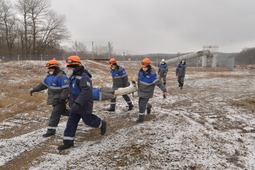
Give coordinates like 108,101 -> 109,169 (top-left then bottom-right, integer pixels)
51,0 -> 255,54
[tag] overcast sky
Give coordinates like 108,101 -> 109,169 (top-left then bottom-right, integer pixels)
51,0 -> 255,54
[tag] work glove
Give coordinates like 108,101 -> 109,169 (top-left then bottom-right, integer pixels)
70,102 -> 80,112
30,89 -> 36,96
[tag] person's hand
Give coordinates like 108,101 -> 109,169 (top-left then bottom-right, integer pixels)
30,89 -> 35,96
70,103 -> 80,112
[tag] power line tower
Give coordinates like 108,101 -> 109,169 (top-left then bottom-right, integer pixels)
203,45 -> 219,67
108,42 -> 113,59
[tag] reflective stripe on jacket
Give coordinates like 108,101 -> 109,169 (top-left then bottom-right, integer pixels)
138,67 -> 166,98
110,65 -> 129,89
33,70 -> 69,105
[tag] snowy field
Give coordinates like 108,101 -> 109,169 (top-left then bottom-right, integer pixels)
0,60 -> 255,169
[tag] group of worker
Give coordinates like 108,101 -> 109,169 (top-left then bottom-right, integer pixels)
30,56 -> 187,150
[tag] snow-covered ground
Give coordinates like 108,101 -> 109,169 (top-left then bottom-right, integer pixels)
0,60 -> 255,169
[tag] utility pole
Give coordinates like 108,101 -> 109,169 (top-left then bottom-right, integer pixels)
123,51 -> 125,61
75,41 -> 78,56
92,41 -> 94,60
108,42 -> 112,59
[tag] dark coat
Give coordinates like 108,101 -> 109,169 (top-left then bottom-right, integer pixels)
176,63 -> 187,77
69,66 -> 93,115
110,65 -> 129,89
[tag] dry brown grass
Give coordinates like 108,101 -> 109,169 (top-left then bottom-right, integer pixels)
0,63 -> 46,121
0,89 -> 46,121
188,67 -> 232,72
229,98 -> 255,112
206,73 -> 246,78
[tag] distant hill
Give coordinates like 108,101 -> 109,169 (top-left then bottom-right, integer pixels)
113,52 -> 240,67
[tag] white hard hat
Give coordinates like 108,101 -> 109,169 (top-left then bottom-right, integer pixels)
161,59 -> 165,62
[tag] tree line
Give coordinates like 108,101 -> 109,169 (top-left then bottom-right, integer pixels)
236,47 -> 255,65
0,0 -> 69,61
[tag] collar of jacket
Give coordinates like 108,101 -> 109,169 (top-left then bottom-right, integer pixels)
73,65 -> 84,76
111,65 -> 120,70
139,65 -> 152,75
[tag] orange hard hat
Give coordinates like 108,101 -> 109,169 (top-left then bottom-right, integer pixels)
109,58 -> 117,65
46,60 -> 59,68
66,56 -> 81,65
141,58 -> 151,67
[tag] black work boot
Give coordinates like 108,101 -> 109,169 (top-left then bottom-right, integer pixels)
180,83 -> 183,89
147,104 -> 152,114
127,104 -> 134,111
163,94 -> 166,99
42,130 -> 55,137
107,108 -> 115,112
136,114 -> 145,123
57,143 -> 74,151
100,120 -> 107,135
107,104 -> 115,112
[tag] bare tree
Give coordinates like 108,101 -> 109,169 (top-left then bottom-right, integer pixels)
16,0 -> 49,58
71,41 -> 87,58
39,11 -> 69,53
27,0 -> 49,55
236,47 -> 255,65
0,0 -> 18,58
15,0 -> 69,59
15,0 -> 30,57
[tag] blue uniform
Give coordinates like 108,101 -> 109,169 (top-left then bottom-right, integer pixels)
32,69 -> 70,134
110,66 -> 129,89
93,88 -> 101,101
158,63 -> 168,85
176,60 -> 187,88
109,65 -> 133,110
63,66 -> 102,145
137,67 -> 166,118
159,64 -> 168,70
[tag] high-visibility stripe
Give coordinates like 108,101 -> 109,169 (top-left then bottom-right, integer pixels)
61,84 -> 69,88
98,120 -> 102,128
139,112 -> 145,116
48,126 -> 57,130
76,76 -> 82,80
113,74 -> 127,79
64,136 -> 74,140
49,86 -> 62,89
99,92 -> 102,101
140,79 -> 159,85
110,102 -> 116,105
